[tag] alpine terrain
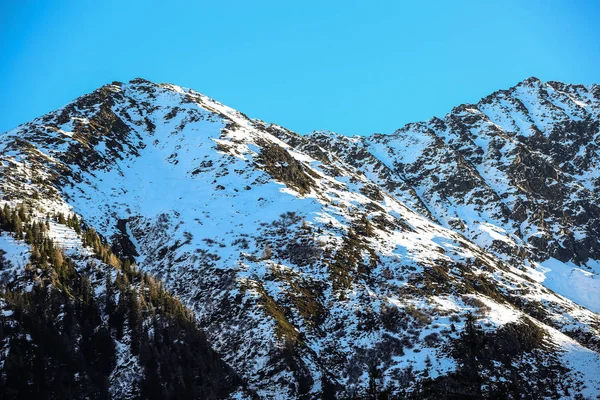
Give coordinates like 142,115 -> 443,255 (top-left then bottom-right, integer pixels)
1,77 -> 599,399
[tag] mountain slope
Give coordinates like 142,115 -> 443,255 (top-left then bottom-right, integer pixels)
309,78 -> 600,313
1,77 -> 599,399
0,204 -> 245,399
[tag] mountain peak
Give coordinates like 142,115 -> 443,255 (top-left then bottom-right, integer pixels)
519,75 -> 543,86
1,77 -> 600,398
128,77 -> 152,85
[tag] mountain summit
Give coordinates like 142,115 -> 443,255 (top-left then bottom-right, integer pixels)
1,78 -> 599,399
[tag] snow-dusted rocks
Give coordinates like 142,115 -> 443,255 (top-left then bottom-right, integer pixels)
1,77 -> 599,398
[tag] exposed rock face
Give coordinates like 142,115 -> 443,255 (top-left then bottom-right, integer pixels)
311,78 -> 600,267
1,77 -> 600,399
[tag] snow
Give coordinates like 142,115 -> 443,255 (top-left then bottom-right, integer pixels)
109,338 -> 142,399
367,127 -> 433,166
534,257 -> 600,314
548,324 -> 600,397
475,296 -> 520,327
0,233 -> 29,271
47,221 -> 91,256
1,77 -> 600,398
477,223 -> 513,244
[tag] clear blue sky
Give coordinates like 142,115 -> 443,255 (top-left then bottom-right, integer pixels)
1,1 -> 599,135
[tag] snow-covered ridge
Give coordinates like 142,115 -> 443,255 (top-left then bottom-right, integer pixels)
310,77 -> 600,312
1,77 -> 600,398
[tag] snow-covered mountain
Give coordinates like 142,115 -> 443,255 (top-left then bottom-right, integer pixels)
1,77 -> 599,399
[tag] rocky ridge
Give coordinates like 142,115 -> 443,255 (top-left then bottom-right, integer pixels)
0,77 -> 599,399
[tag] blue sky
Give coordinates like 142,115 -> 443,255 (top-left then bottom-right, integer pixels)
1,1 -> 599,135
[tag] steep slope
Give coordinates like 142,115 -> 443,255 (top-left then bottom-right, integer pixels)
310,78 -> 600,314
1,78 -> 599,399
0,203 -> 245,399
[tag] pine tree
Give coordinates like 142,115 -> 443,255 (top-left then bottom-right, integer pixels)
72,214 -> 81,234
129,289 -> 143,355
17,203 -> 27,222
30,245 -> 41,263
52,248 -> 64,269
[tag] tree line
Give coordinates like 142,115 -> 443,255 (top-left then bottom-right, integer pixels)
0,203 -> 242,399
